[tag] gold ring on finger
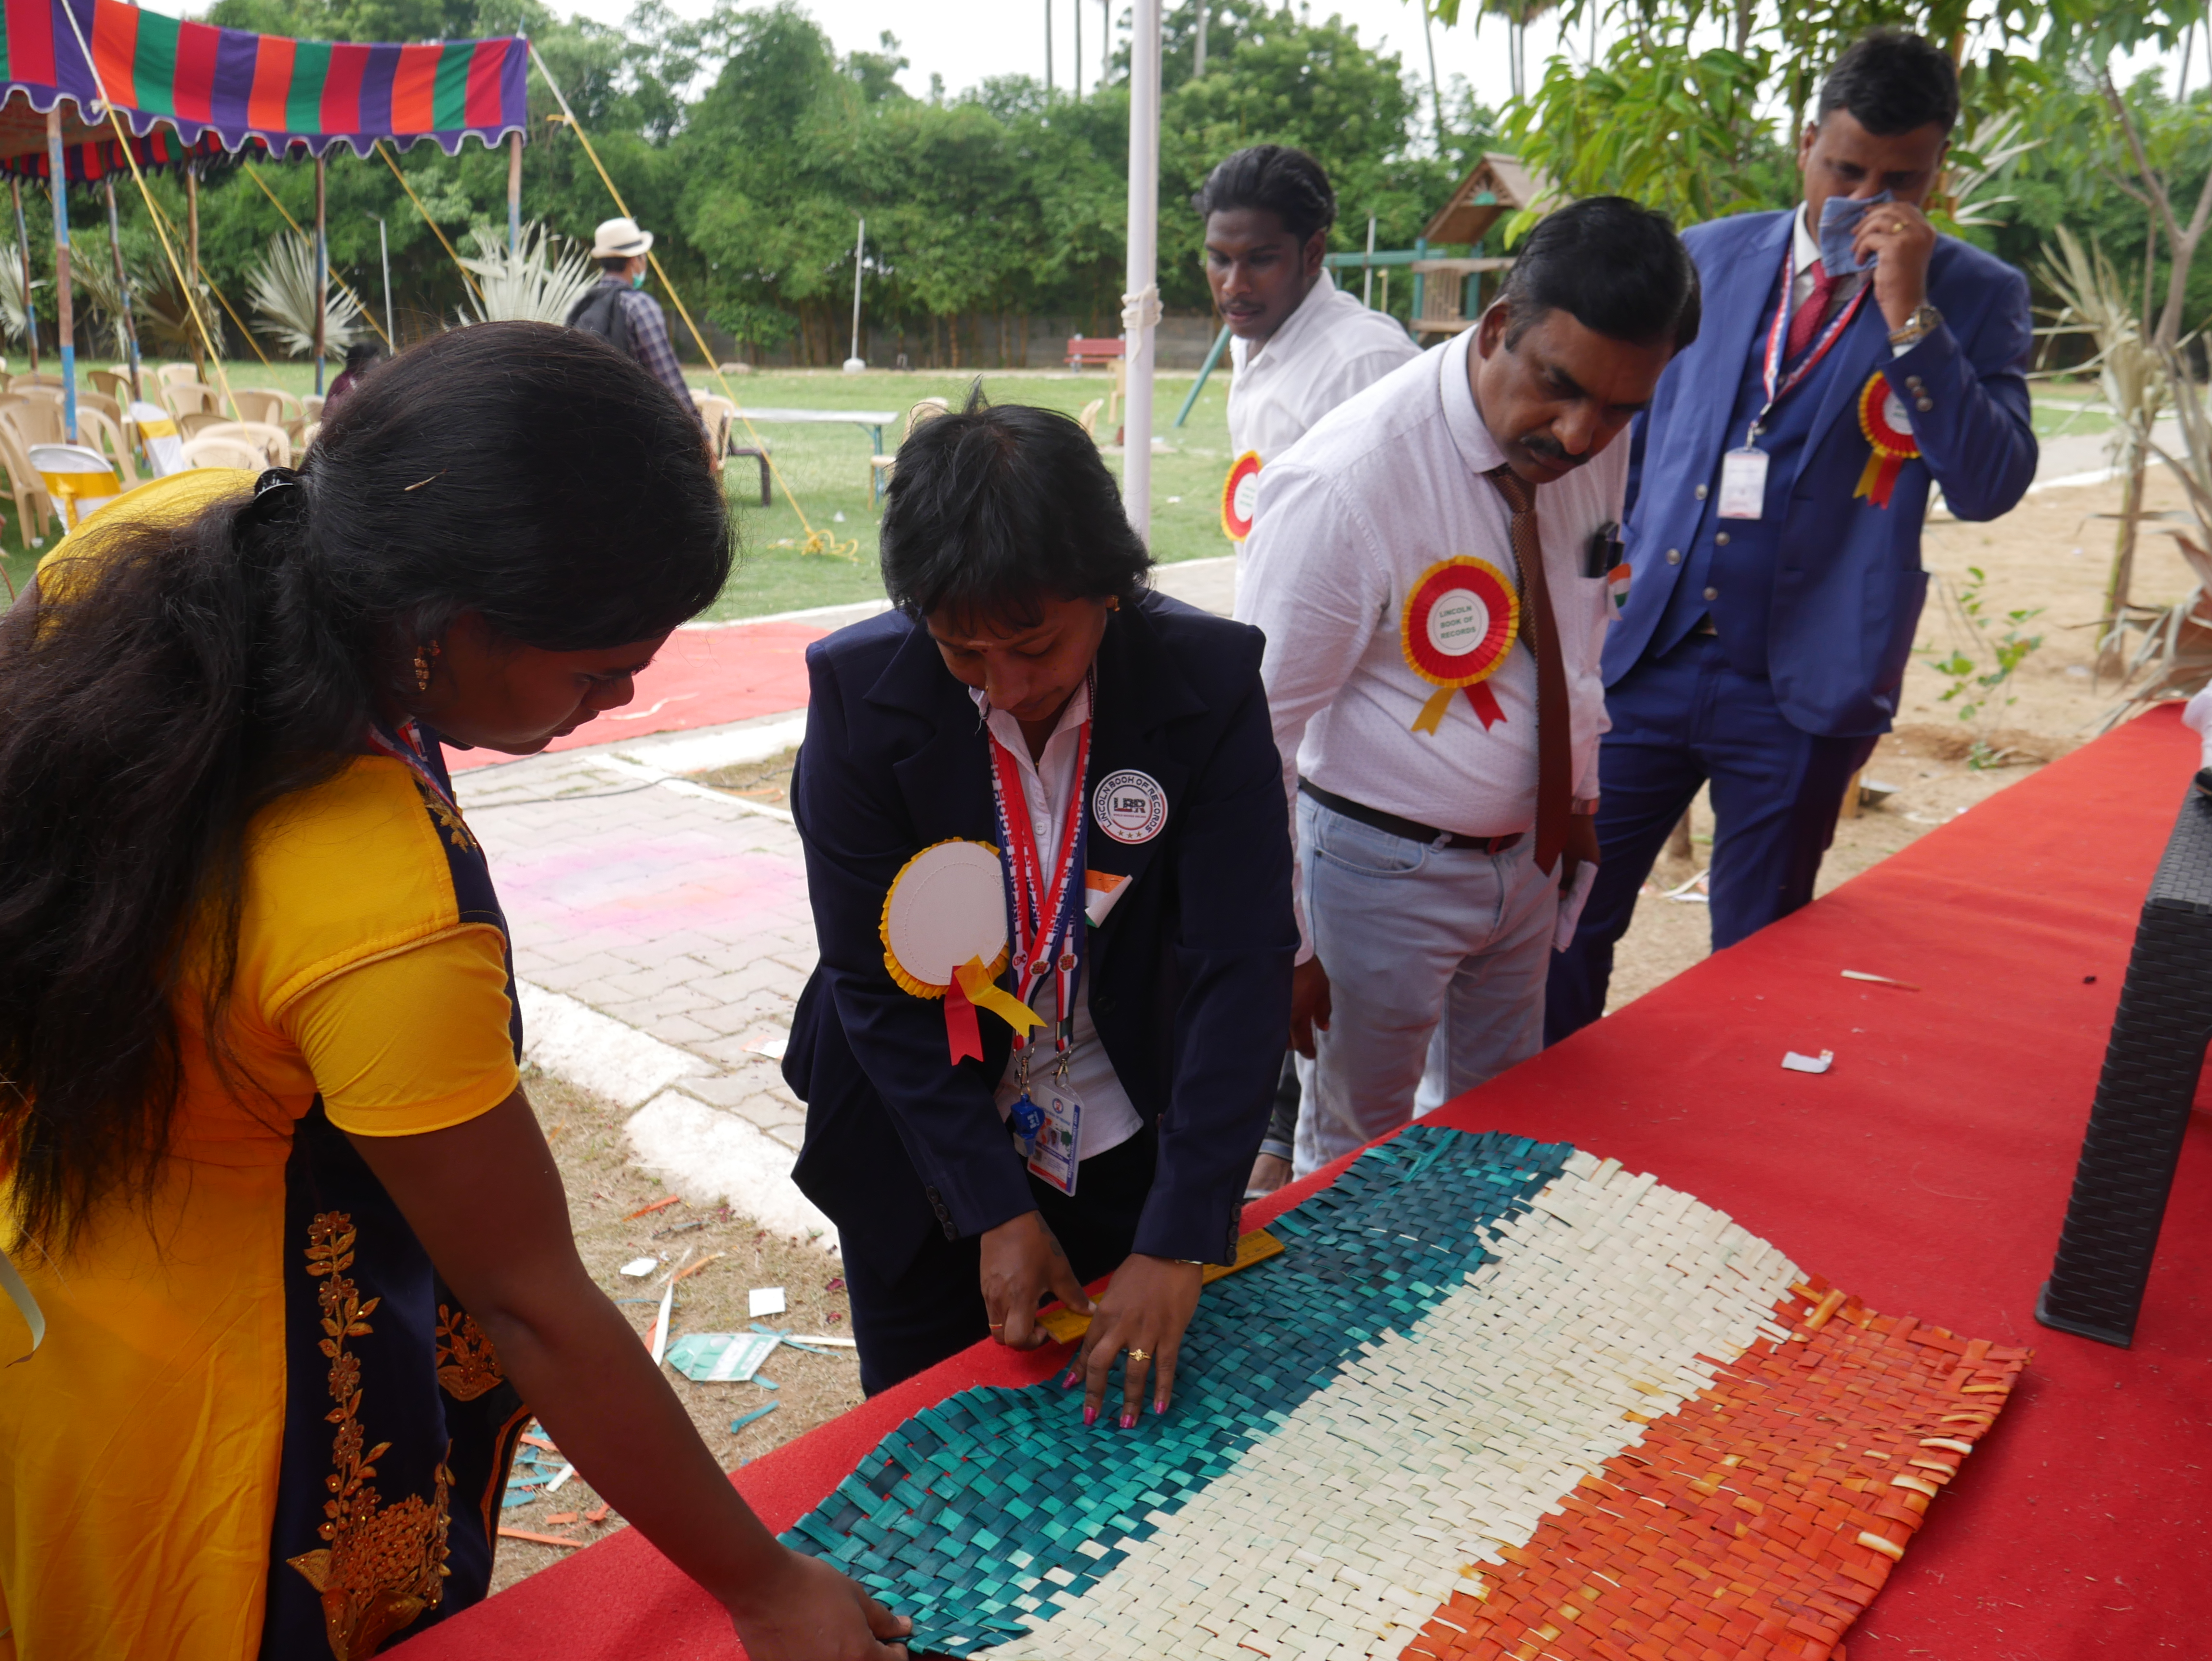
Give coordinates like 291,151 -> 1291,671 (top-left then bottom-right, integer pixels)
1127,1347 -> 1151,1362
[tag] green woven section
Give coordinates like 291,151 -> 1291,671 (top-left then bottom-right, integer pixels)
430,42 -> 470,132
285,38 -> 328,137
781,1127 -> 1574,1655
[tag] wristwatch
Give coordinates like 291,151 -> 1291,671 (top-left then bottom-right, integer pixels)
1887,303 -> 1943,349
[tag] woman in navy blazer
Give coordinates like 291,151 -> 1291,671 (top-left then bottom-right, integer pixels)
784,395 -> 1297,1417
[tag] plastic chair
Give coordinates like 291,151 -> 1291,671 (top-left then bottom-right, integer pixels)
302,395 -> 325,425
10,390 -> 65,447
196,420 -> 292,468
75,406 -> 138,488
27,442 -> 122,530
175,410 -> 226,443
88,369 -> 134,409
870,398 -> 950,497
154,363 -> 202,392
15,372 -> 61,390
1078,398 -> 1105,439
75,389 -> 122,429
180,435 -> 264,472
232,387 -> 302,427
298,420 -> 322,455
161,381 -> 219,419
0,410 -> 52,543
693,396 -> 771,508
132,400 -> 183,477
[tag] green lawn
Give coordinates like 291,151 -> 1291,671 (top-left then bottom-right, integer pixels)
0,360 -> 1240,618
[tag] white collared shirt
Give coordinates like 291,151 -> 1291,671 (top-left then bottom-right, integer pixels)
969,678 -> 1143,1162
1236,330 -> 1622,957
1227,270 -> 1422,466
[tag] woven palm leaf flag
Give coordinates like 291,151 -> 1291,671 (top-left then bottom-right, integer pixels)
0,0 -> 526,160
783,1127 -> 2026,1661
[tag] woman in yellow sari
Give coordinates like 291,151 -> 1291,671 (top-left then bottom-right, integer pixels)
0,324 -> 908,1661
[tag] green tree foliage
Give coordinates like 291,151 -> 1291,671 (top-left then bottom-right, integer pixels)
21,0 -> 1457,368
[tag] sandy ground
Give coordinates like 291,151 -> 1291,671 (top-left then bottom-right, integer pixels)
488,1068 -> 865,1594
1609,462 -> 2200,1008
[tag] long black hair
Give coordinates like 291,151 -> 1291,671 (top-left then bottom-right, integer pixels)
0,321 -> 731,1253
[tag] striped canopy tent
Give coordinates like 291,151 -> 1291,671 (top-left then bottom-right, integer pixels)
0,0 -> 530,440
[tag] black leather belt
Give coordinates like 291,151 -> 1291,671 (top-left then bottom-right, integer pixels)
1299,778 -> 1525,854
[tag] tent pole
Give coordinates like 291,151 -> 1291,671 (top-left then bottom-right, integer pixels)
186,160 -> 206,372
104,178 -> 142,402
375,216 -> 393,351
508,131 -> 522,256
12,179 -> 38,373
1123,0 -> 1160,538
46,107 -> 74,443
313,155 -> 327,395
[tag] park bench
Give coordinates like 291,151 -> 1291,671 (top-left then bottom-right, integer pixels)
1065,335 -> 1125,370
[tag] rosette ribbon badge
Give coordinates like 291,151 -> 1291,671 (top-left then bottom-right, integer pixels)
1400,556 -> 1520,735
880,840 -> 1043,1064
1854,370 -> 1921,508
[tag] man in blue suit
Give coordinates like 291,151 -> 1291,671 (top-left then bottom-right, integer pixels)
1547,31 -> 2036,1040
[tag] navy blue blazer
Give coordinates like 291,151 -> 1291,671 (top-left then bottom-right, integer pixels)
1603,209 -> 2037,737
782,592 -> 1297,1283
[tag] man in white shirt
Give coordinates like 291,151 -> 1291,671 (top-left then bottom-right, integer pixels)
1198,145 -> 1419,569
1237,198 -> 1700,1176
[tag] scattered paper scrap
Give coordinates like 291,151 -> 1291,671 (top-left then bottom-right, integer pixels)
666,1331 -> 782,1383
545,1512 -> 579,1526
498,1527 -> 584,1549
584,1502 -> 611,1524
742,1034 -> 790,1060
749,1286 -> 788,1318
1662,868 -> 1711,905
625,1196 -> 682,1221
751,1323 -> 857,1352
728,1402 -> 780,1436
649,1284 -> 675,1366
546,1464 -> 578,1493
619,1257 -> 658,1278
1842,969 -> 1921,991
1782,1049 -> 1836,1074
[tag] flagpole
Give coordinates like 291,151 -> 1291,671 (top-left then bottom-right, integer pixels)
1121,0 -> 1161,539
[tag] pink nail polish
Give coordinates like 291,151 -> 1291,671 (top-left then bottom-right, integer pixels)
1060,1370 -> 1080,1390
1152,1399 -> 1165,1415
1119,1411 -> 1136,1430
1082,1405 -> 1097,1427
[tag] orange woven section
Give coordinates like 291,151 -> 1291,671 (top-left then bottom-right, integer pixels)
1400,1276 -> 2029,1661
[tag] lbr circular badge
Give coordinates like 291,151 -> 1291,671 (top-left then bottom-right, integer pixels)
1221,451 -> 1263,542
1093,769 -> 1169,844
1854,370 -> 1922,510
1401,557 -> 1519,736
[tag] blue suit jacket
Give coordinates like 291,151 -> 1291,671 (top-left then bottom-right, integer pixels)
1603,210 -> 2037,737
782,593 -> 1296,1282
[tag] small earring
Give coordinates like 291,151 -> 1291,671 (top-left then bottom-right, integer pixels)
413,641 -> 440,693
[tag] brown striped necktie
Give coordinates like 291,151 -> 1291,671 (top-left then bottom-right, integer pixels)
1486,465 -> 1571,876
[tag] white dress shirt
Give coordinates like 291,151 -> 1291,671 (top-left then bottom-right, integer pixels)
970,678 -> 1143,1162
1228,270 -> 1422,465
1235,329 -> 1624,956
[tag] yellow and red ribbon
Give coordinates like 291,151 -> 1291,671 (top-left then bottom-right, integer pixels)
1401,557 -> 1519,735
1221,450 -> 1262,542
1854,371 -> 1920,509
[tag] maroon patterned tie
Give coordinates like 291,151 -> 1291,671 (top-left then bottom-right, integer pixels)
1486,466 -> 1571,876
1786,260 -> 1838,362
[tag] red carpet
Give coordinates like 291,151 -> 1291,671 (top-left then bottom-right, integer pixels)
445,619 -> 827,773
401,706 -> 2208,1659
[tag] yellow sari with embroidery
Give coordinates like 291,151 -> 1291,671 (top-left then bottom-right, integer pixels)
0,473 -> 526,1659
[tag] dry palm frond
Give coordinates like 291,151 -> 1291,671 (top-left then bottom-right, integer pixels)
248,230 -> 361,358
2039,224 -> 2165,476
0,248 -> 37,346
455,222 -> 598,326
1944,111 -> 2040,230
68,229 -> 146,359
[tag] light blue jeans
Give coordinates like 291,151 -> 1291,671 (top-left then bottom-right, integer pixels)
1293,791 -> 1559,1177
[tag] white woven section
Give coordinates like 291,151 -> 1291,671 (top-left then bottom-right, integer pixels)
988,1150 -> 1802,1660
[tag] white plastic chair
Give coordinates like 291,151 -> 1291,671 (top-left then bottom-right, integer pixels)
132,400 -> 184,477
180,435 -> 264,472
27,442 -> 123,530
195,421 -> 292,469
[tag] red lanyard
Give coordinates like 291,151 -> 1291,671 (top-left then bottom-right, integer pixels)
365,718 -> 455,809
1751,240 -> 1870,442
985,677 -> 1093,1055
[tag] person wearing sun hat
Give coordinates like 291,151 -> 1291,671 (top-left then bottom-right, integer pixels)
565,214 -> 699,417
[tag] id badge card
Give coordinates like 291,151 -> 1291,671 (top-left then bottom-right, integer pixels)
1717,447 -> 1768,520
1026,1080 -> 1084,1196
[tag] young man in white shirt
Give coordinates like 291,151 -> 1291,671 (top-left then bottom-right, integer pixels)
1201,146 -> 1420,536
1236,198 -> 1700,1176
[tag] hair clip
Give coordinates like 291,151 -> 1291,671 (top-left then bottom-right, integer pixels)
253,467 -> 303,498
